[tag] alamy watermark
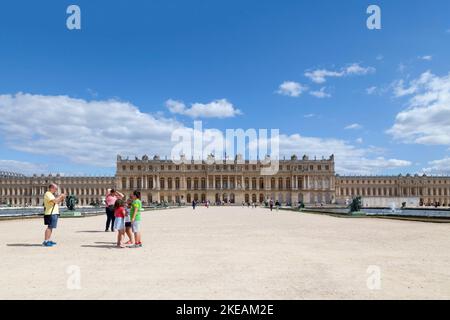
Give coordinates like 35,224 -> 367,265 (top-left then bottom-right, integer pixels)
66,5 -> 81,30
366,265 -> 382,290
66,265 -> 82,290
367,5 -> 381,30
171,121 -> 280,175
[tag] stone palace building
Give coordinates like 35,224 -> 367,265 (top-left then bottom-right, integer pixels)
1,154 -> 450,207
0,171 -> 114,207
115,154 -> 336,206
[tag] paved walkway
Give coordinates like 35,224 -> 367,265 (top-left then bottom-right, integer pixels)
1,206 -> 449,299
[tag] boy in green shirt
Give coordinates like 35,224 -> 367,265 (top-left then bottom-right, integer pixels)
130,190 -> 143,248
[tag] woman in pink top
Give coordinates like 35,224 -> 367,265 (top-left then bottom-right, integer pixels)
105,188 -> 124,232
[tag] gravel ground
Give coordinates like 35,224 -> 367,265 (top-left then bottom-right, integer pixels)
1,206 -> 449,300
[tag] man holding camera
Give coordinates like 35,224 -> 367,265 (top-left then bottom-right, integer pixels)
43,184 -> 66,247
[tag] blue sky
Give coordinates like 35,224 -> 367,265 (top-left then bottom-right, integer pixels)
1,0 -> 450,175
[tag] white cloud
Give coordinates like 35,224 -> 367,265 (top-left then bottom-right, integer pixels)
0,160 -> 48,175
366,86 -> 378,95
309,87 -> 331,99
388,71 -> 450,145
345,63 -> 375,76
166,99 -> 241,118
422,157 -> 450,175
376,55 -> 384,61
305,63 -> 375,84
303,113 -> 316,118
304,69 -> 343,84
272,134 -> 411,174
277,81 -> 308,97
345,123 -> 363,130
398,63 -> 407,73
0,93 -> 186,167
356,138 -> 364,144
419,55 -> 433,61
0,93 -> 412,175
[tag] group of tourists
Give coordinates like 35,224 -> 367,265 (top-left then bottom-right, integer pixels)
106,188 -> 143,248
42,184 -> 143,248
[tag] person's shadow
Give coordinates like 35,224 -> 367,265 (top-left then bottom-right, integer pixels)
76,230 -> 105,233
7,244 -> 43,247
81,242 -> 116,249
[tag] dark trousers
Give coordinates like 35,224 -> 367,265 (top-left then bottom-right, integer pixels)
105,206 -> 115,231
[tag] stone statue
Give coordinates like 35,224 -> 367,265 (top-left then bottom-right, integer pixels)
349,196 -> 362,213
66,195 -> 78,211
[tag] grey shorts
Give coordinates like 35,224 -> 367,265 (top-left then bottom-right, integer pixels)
132,221 -> 141,233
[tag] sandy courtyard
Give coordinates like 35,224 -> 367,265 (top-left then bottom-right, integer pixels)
1,206 -> 450,300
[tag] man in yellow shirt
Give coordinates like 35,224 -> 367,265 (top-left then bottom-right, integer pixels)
43,184 -> 66,247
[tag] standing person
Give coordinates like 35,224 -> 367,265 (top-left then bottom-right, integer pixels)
130,191 -> 143,248
105,188 -> 124,232
269,199 -> 274,212
43,184 -> 66,247
192,200 -> 196,210
113,199 -> 126,248
124,199 -> 134,245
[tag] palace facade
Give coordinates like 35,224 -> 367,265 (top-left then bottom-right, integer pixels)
115,154 -> 336,205
1,154 -> 450,208
335,175 -> 450,207
0,171 -> 115,207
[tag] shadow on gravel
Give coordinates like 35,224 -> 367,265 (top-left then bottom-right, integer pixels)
76,230 -> 106,233
7,243 -> 43,247
81,244 -> 116,249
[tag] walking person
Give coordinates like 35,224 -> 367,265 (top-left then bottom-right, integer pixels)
269,199 -> 274,212
130,190 -> 143,248
192,200 -> 196,210
105,188 -> 124,232
42,184 -> 66,247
